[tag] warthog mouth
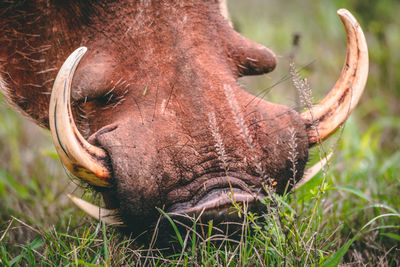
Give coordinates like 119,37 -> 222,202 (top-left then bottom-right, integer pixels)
167,188 -> 265,220
166,175 -> 267,221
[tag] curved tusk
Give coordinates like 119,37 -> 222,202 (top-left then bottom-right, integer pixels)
293,152 -> 333,190
49,47 -> 112,187
301,9 -> 369,146
219,0 -> 231,25
68,194 -> 123,226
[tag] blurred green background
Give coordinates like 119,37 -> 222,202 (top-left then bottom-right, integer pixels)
0,0 -> 399,265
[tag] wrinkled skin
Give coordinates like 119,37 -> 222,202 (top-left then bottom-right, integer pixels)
0,0 -> 309,233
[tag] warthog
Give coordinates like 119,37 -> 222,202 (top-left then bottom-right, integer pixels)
0,1 -> 368,235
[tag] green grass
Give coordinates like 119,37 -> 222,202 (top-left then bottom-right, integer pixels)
1,0 -> 400,266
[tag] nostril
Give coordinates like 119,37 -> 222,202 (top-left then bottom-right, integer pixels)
88,123 -> 119,146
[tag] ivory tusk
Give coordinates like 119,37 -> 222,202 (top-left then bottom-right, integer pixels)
49,47 -> 112,187
68,194 -> 123,226
301,9 -> 369,145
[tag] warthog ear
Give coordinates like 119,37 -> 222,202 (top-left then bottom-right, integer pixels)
0,59 -> 58,128
0,72 -> 48,127
0,1 -> 92,129
0,2 -> 55,129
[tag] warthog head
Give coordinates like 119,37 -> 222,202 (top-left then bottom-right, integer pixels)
0,1 -> 368,234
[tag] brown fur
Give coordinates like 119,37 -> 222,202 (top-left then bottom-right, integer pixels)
1,0 -> 308,233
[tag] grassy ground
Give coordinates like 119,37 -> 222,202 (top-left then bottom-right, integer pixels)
1,0 -> 399,266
